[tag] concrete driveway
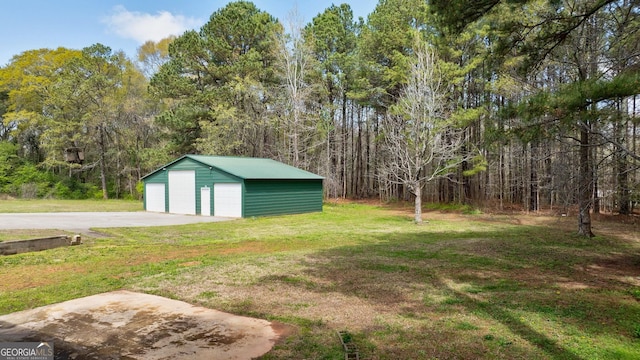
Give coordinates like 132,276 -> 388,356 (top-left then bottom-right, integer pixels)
0,212 -> 232,232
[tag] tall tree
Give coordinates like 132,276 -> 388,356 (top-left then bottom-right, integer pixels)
137,36 -> 175,78
305,4 -> 359,197
275,7 -> 319,168
112,57 -> 164,198
355,0 -> 432,202
432,0 -> 640,236
380,38 -> 468,223
0,90 -> 10,141
150,1 -> 281,157
0,46 -> 157,199
603,0 -> 640,214
358,0 -> 429,108
43,44 -> 138,199
0,48 -> 81,162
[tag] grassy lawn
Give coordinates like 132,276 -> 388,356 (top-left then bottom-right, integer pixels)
0,202 -> 639,359
0,199 -> 143,213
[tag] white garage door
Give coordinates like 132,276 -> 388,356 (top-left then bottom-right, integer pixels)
214,183 -> 242,217
145,183 -> 165,212
168,170 -> 196,215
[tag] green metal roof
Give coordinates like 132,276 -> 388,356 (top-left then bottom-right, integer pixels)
178,155 -> 324,180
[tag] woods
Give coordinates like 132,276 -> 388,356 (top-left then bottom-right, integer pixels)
1,0 -> 639,235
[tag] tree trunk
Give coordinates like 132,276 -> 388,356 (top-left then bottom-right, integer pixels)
461,144 -> 471,204
98,124 -> 109,200
414,184 -> 423,223
577,125 -> 594,237
632,97 -> 637,213
341,94 -> 347,198
592,138 -> 600,214
529,141 -> 538,212
617,154 -> 630,215
356,107 -> 363,197
632,96 -> 637,213
615,99 -> 630,215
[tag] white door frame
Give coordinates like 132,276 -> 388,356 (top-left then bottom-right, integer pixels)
200,186 -> 211,216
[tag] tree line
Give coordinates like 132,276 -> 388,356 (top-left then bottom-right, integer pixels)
1,0 -> 638,235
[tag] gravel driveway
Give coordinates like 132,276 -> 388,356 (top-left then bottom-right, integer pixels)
0,212 -> 232,232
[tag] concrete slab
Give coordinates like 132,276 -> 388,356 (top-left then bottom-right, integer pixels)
0,290 -> 287,359
0,212 -> 232,232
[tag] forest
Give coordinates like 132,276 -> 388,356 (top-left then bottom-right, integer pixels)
0,0 -> 638,235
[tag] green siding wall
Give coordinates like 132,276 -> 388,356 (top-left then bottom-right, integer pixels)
143,170 -> 168,212
243,180 -> 323,217
144,170 -> 168,183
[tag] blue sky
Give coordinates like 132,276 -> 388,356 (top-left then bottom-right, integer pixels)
0,1 -> 377,66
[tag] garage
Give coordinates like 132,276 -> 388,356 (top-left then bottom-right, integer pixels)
144,183 -> 165,212
214,183 -> 242,217
141,155 -> 324,218
168,170 -> 196,215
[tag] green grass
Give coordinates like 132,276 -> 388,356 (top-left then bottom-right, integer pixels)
0,199 -> 142,213
0,202 -> 639,359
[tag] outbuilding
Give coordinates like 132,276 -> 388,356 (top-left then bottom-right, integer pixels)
141,155 -> 324,218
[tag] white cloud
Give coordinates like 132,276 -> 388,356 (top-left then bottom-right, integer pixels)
102,5 -> 202,43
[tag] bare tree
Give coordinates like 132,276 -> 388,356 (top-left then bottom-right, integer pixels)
276,6 -> 319,169
137,36 -> 175,78
379,39 -> 468,223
